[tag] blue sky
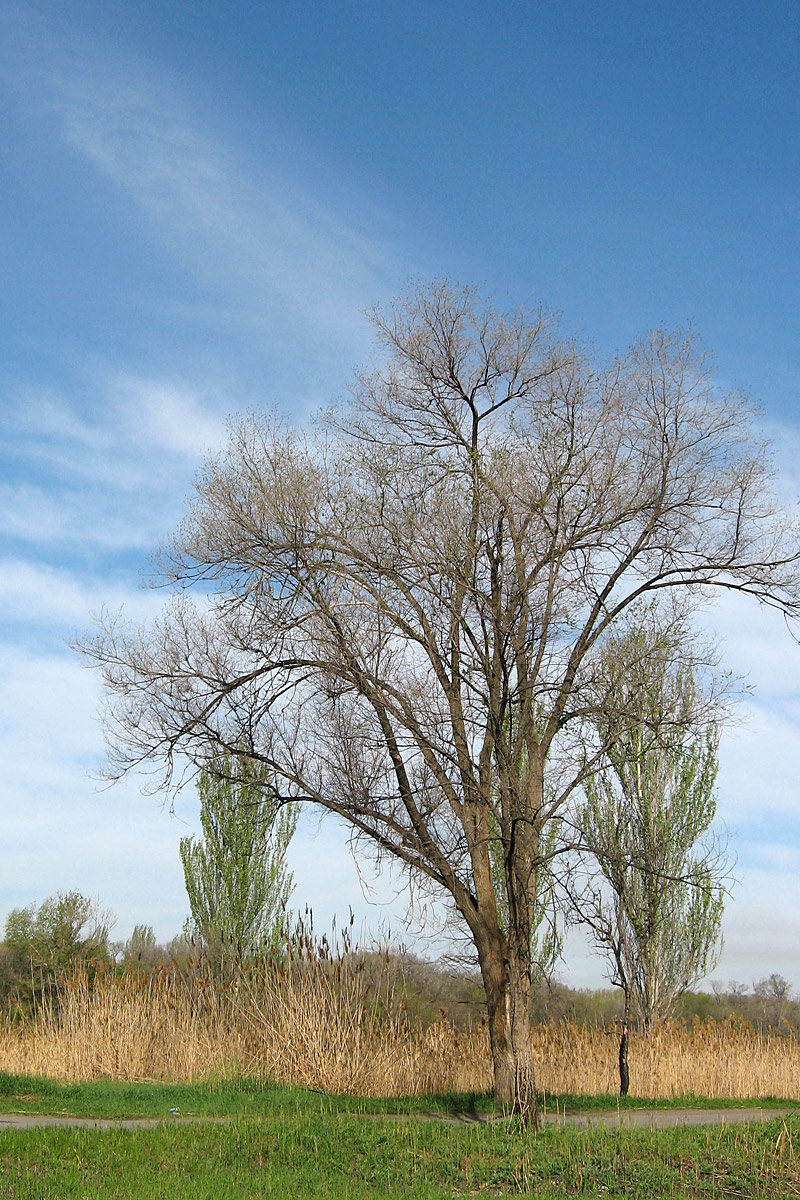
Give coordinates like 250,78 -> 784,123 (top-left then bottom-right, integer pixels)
1,0 -> 799,986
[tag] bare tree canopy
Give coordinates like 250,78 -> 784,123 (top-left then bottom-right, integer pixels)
80,281 -> 800,1122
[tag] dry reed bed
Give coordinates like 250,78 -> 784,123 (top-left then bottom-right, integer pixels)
2,964 -> 799,1100
530,1019 -> 800,1100
0,963 -> 490,1097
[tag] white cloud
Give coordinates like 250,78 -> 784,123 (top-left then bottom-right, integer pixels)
0,559 -> 164,628
8,388 -> 113,452
717,704 -> 800,824
0,371 -> 230,553
110,374 -> 228,459
0,647 -> 103,766
8,371 -> 226,476
708,588 -> 800,702
0,479 -> 171,552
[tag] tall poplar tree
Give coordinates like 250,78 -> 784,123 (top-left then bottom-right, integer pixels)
572,619 -> 728,1094
180,756 -> 297,969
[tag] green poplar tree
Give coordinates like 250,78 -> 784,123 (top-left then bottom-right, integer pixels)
180,756 -> 297,970
572,619 -> 728,1094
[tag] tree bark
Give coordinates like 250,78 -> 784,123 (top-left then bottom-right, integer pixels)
618,1006 -> 630,1096
481,943 -> 539,1128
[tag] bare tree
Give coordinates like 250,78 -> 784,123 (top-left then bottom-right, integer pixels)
489,803 -> 563,987
567,617 -> 729,1093
753,973 -> 792,1026
79,282 -> 800,1124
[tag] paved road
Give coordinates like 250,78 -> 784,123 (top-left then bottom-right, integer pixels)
0,1114 -> 187,1131
542,1106 -> 799,1130
0,1107 -> 797,1132
411,1106 -> 800,1130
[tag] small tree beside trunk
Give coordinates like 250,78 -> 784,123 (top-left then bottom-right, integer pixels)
569,617 -> 728,1094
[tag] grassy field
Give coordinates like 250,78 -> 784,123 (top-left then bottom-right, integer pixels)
3,959 -> 800,1196
0,1077 -> 799,1199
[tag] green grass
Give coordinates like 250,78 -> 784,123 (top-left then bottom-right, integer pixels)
0,1071 -> 795,1121
0,1072 -> 494,1119
1,1109 -> 799,1198
1,1075 -> 799,1198
540,1090 -> 798,1114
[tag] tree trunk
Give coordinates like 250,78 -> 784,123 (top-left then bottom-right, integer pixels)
482,947 -> 539,1128
618,1003 -> 630,1096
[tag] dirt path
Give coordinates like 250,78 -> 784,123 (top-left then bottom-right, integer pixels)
0,1107 -> 797,1132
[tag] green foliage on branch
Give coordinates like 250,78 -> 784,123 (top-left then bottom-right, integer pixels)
4,891 -> 113,975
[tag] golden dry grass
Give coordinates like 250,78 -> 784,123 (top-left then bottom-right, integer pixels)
530,1018 -> 800,1100
2,960 -> 799,1100
0,959 -> 491,1096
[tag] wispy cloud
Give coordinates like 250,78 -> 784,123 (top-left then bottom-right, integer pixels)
110,374 -> 228,459
7,370 -> 228,473
0,370 -> 230,553
0,482 -> 155,550
0,15 -> 413,562
1,19 -> 405,376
